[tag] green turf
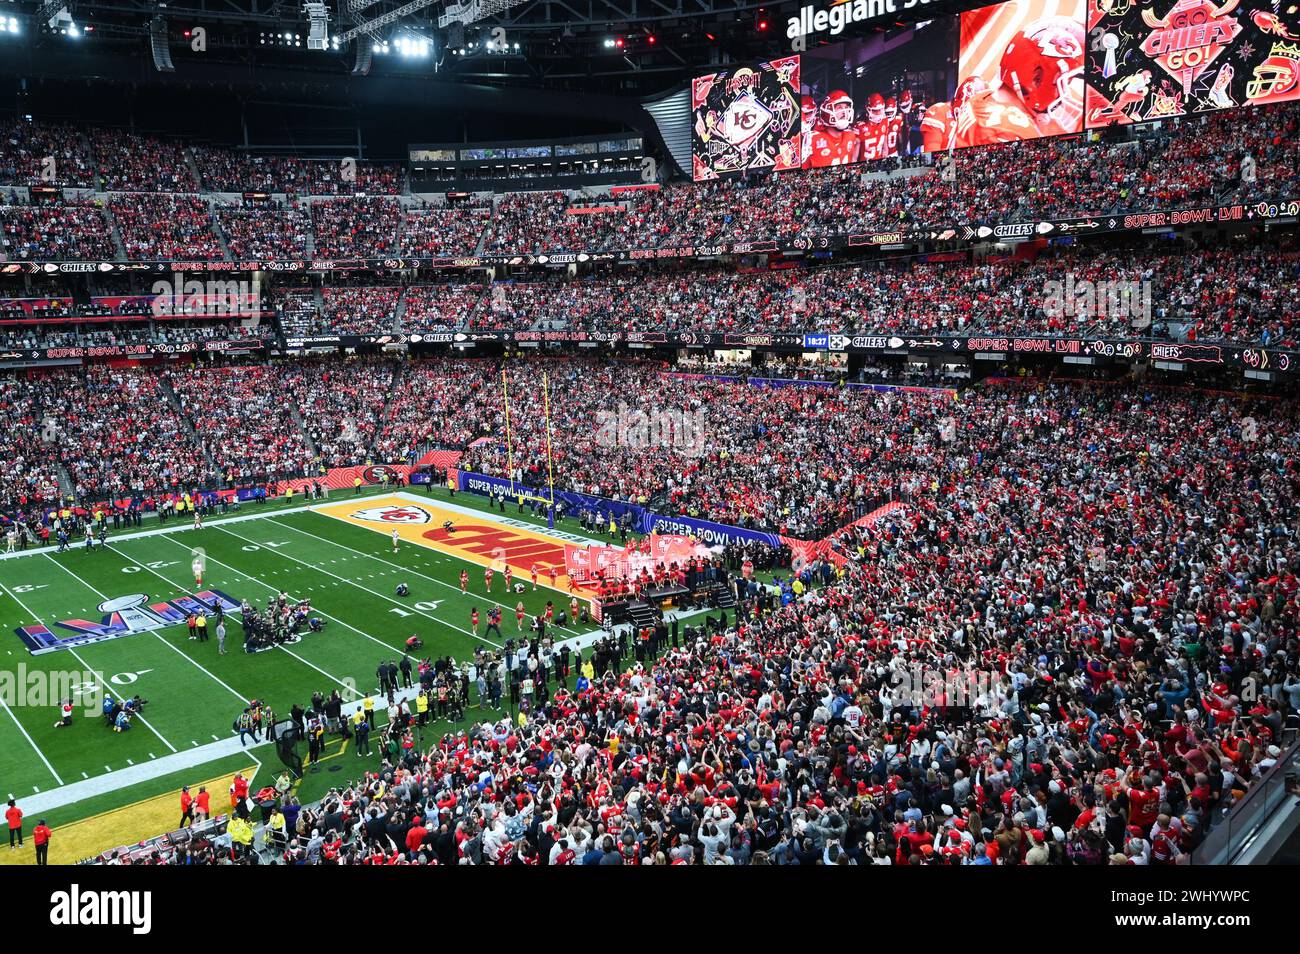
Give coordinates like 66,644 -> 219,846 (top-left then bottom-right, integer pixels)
14,752 -> 257,835
0,486 -> 615,821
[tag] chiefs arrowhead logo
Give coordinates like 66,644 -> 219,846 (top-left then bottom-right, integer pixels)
351,506 -> 432,524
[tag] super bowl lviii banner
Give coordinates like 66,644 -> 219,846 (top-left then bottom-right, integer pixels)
692,56 -> 802,180
1085,0 -> 1300,126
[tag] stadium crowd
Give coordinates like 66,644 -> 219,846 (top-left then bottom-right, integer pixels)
80,376 -> 1299,865
459,358 -> 941,538
311,197 -> 403,258
400,204 -> 491,258
168,364 -> 316,487
215,202 -> 313,260
110,195 -> 224,261
0,119 -> 97,187
401,283 -> 488,332
0,199 -> 116,261
190,147 -> 405,196
0,103 -> 1295,271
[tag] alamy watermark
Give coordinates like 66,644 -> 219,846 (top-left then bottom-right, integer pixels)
150,271 -> 263,321
1041,274 -> 1152,329
593,403 -> 707,458
0,665 -> 105,718
888,664 -> 1003,709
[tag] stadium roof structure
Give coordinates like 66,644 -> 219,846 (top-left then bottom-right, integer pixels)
2,0 -> 999,94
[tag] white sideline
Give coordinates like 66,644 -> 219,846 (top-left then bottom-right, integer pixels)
4,487 -> 682,817
0,496 -> 349,562
0,485 -> 612,563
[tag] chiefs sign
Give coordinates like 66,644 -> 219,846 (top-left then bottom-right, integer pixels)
350,506 -> 432,524
1141,0 -> 1242,94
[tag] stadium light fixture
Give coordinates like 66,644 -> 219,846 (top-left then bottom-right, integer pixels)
393,33 -> 430,57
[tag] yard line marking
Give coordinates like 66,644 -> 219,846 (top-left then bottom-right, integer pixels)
107,541 -> 362,700
0,489 -> 396,563
0,582 -> 74,783
0,680 -> 62,783
214,524 -> 503,649
269,515 -> 581,637
66,644 -> 177,753
15,576 -> 184,755
46,552 -> 251,706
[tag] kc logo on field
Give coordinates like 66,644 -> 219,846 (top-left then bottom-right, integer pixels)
350,506 -> 432,524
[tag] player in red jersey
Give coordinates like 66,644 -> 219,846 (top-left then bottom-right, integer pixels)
857,93 -> 895,161
806,90 -> 862,167
885,96 -> 904,155
800,95 -> 818,165
955,16 -> 1084,147
920,100 -> 954,152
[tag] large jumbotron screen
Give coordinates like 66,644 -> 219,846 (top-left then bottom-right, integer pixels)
693,0 -> 1300,177
1085,0 -> 1300,126
691,56 -> 802,180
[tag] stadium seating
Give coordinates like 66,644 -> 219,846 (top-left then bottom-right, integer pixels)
110,194 -> 224,261
0,200 -> 116,260
30,363 -> 1292,866
167,364 -> 316,485
400,204 -> 491,257
311,197 -> 402,258
215,203 -> 312,260
0,119 -> 97,188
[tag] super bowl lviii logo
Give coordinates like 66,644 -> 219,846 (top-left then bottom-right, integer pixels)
350,505 -> 432,524
16,590 -> 241,655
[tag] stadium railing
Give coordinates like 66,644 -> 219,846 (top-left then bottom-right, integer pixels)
1192,734 -> 1300,865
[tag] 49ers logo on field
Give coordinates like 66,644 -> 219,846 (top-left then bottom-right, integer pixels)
362,465 -> 400,484
351,506 -> 431,524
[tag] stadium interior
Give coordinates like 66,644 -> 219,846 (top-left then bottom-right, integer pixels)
0,0 -> 1298,886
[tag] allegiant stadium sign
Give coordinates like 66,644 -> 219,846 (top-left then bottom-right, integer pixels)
787,0 -> 940,38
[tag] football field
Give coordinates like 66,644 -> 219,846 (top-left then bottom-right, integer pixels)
0,486 -> 616,846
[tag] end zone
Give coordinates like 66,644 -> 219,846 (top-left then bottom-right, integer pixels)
314,494 -> 602,599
